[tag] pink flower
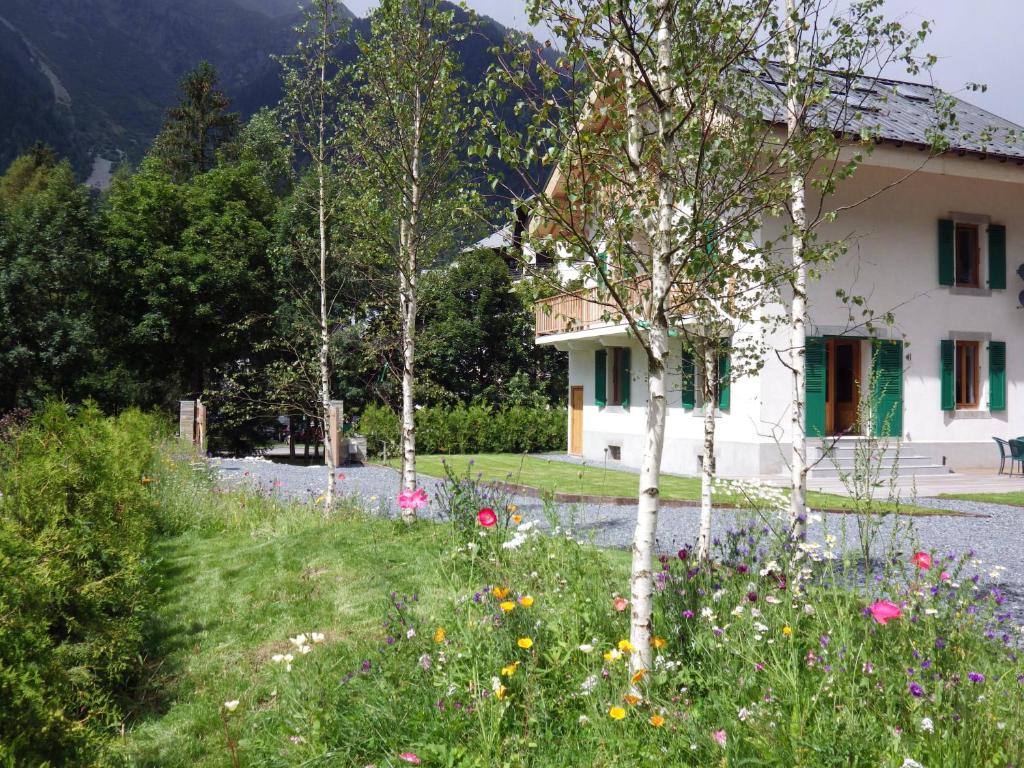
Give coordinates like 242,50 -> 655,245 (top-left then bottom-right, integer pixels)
477,507 -> 497,527
910,551 -> 932,570
612,596 -> 628,612
398,488 -> 429,510
712,729 -> 727,746
868,600 -> 902,625
940,571 -> 951,582
398,753 -> 421,765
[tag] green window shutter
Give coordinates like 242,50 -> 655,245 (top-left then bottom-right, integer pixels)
940,339 -> 955,411
681,347 -> 695,409
988,224 -> 1006,289
938,219 -> 955,286
717,352 -> 731,411
619,347 -> 631,409
805,337 -> 827,437
989,340 -> 1007,411
872,340 -> 903,437
595,349 -> 607,407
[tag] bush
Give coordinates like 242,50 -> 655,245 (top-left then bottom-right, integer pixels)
0,403 -> 167,766
357,403 -> 566,457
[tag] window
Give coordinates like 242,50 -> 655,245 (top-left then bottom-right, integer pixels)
609,348 -> 625,406
955,340 -> 980,408
954,223 -> 980,287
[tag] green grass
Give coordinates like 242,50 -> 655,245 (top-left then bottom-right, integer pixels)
403,453 -> 940,515
937,491 -> 1024,507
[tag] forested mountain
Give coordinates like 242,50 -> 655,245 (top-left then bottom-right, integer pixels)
0,0 -> 540,185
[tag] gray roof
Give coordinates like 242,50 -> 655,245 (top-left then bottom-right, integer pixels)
757,65 -> 1024,161
464,223 -> 515,252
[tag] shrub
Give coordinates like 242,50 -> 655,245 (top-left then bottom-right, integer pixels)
357,403 -> 566,457
0,403 -> 167,766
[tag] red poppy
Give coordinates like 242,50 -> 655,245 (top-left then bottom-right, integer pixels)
477,507 -> 497,527
910,551 -> 932,570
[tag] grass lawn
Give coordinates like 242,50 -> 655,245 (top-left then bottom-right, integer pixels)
938,491 -> 1024,507
405,453 -> 941,515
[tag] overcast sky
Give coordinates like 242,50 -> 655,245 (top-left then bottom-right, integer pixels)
343,0 -> 1024,125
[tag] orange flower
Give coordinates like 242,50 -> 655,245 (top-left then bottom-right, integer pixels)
141,477 -> 152,485
653,637 -> 667,649
499,601 -> 516,613
511,514 -> 523,525
433,628 -> 446,644
492,587 -> 510,599
623,693 -> 641,705
630,669 -> 647,685
649,714 -> 665,728
518,595 -> 534,607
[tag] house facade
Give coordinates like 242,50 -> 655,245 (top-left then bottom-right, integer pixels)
535,92 -> 1024,476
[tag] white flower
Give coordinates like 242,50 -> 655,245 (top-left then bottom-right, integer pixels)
701,607 -> 716,621
738,707 -> 751,722
803,603 -> 815,615
731,605 -> 745,617
753,622 -> 769,634
289,634 -> 308,648
407,628 -> 416,639
712,589 -> 726,602
517,520 -> 537,533
997,722 -> 1006,730
311,632 -> 325,643
223,700 -> 240,712
271,654 -> 285,663
924,608 -> 938,616
901,759 -> 925,768
579,715 -> 590,724
502,534 -> 527,550
764,595 -> 782,605
299,644 -> 312,655
579,675 -> 598,693
578,644 -> 594,653
920,717 -> 933,733
750,607 -> 762,618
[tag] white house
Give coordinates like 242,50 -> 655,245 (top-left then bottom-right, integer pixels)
534,78 -> 1024,476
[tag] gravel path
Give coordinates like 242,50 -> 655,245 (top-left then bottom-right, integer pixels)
214,456 -> 1024,619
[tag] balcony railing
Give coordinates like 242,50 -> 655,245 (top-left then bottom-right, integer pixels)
535,278 -> 693,337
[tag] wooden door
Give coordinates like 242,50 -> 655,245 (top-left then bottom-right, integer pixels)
831,340 -> 861,435
570,386 -> 584,455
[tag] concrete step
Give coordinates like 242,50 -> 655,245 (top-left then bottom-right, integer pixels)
808,463 -> 952,479
812,455 -> 942,470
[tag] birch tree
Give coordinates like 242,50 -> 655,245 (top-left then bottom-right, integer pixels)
348,0 -> 476,518
760,0 -> 940,537
277,0 -> 348,514
482,0 -> 793,675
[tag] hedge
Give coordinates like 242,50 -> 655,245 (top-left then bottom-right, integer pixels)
358,403 -> 566,457
0,403 -> 167,766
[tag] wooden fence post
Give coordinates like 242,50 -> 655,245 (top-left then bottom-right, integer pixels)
327,400 -> 344,468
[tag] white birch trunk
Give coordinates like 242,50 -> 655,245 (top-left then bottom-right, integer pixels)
785,0 -> 808,538
697,342 -> 718,561
399,83 -> 423,519
627,3 -> 672,680
317,54 -> 335,516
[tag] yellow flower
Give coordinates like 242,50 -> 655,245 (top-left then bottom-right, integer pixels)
653,637 -> 667,649
501,662 -> 519,677
630,669 -> 647,685
518,595 -> 534,607
433,628 -> 446,644
495,683 -> 507,700
500,601 -> 516,613
617,639 -> 634,652
609,706 -> 627,720
517,637 -> 533,649
649,714 -> 665,728
492,587 -> 510,599
511,514 -> 523,525
782,626 -> 793,637
507,503 -> 518,513
623,693 -> 641,705
603,648 -> 623,662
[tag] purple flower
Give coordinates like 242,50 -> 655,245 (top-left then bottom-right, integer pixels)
921,659 -> 931,670
678,548 -> 689,561
819,634 -> 830,648
418,653 -> 432,671
935,638 -> 946,650
908,682 -> 924,698
1016,674 -> 1024,684
386,636 -> 396,646
683,610 -> 695,619
968,672 -> 985,683
361,659 -> 372,673
747,591 -> 758,603
736,564 -> 749,574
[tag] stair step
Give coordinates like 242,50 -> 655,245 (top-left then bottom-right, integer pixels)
808,464 -> 952,479
813,455 -> 940,470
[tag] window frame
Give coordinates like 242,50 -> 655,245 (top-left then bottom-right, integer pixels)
954,339 -> 981,409
954,222 -> 981,288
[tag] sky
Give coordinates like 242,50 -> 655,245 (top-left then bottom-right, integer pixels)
343,0 -> 1024,125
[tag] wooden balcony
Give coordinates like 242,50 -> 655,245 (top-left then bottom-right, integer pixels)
535,278 -> 696,338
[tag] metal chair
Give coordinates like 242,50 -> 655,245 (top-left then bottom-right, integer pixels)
1008,438 -> 1024,477
993,437 -> 1010,474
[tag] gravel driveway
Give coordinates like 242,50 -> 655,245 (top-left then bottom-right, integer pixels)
214,456 -> 1023,619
